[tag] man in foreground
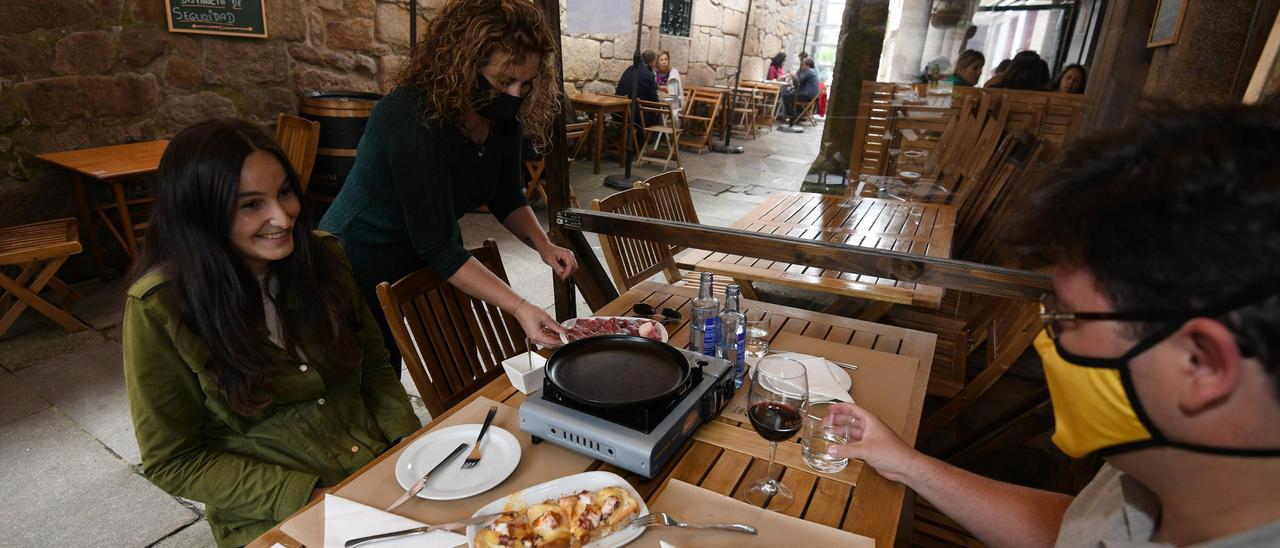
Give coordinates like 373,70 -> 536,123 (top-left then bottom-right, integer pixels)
829,104 -> 1280,547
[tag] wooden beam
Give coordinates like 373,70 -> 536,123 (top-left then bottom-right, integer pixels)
556,209 -> 1053,301
540,0 -> 576,321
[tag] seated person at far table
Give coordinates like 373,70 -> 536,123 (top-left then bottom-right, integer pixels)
826,104 -> 1280,547
123,119 -> 420,547
615,49 -> 661,130
782,58 -> 819,123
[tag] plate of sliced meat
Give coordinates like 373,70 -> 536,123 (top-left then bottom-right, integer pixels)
560,316 -> 668,344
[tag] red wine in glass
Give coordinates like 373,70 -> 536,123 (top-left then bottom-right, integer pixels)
749,401 -> 803,441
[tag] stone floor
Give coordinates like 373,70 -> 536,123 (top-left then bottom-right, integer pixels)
0,120 -> 828,547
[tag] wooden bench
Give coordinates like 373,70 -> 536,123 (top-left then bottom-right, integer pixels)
0,218 -> 88,337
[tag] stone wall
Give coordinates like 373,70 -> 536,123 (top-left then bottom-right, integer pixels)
560,0 -> 801,94
0,0 -> 434,274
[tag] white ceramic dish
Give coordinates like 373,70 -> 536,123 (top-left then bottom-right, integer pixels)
559,316 -> 670,345
465,471 -> 649,548
394,424 -> 521,501
502,351 -> 547,394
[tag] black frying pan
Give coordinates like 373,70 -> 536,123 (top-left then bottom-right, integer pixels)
545,335 -> 690,408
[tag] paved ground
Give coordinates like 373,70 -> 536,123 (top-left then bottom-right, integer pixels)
0,120 -> 826,547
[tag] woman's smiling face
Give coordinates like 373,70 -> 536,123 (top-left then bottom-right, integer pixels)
229,150 -> 299,274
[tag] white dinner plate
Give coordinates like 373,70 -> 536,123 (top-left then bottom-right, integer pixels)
465,471 -> 649,548
393,424 -> 521,501
560,316 -> 670,345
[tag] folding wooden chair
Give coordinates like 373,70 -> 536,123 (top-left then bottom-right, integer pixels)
590,187 -> 737,295
523,121 -> 590,207
376,239 -> 527,417
275,113 -> 320,192
728,88 -> 758,139
0,218 -> 88,337
746,82 -> 782,134
633,169 -> 698,257
795,95 -> 819,126
635,99 -> 682,171
678,89 -> 722,154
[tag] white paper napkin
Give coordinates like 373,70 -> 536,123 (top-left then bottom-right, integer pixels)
323,494 -> 466,548
769,352 -> 854,403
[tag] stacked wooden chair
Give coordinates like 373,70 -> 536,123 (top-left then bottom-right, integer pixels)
679,89 -> 723,153
0,218 -> 88,337
376,239 -> 527,417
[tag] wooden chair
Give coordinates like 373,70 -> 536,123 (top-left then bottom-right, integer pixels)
376,239 -> 528,417
848,81 -> 898,176
727,88 -> 758,139
794,95 -> 819,126
678,89 -> 722,154
0,218 -> 88,337
524,121 -> 591,206
275,113 -> 321,192
635,99 -> 682,170
633,169 -> 698,258
746,82 -> 782,133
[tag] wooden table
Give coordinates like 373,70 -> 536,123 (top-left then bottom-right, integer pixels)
684,192 -> 956,316
570,93 -> 632,174
252,281 -> 935,548
37,140 -> 169,273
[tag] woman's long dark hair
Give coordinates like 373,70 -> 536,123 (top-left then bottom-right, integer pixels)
1052,64 -> 1088,94
135,119 -> 362,415
770,52 -> 786,69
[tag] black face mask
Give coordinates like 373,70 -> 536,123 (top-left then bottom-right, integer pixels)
472,72 -> 525,122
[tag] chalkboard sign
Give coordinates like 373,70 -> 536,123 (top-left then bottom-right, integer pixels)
166,0 -> 268,39
1147,0 -> 1187,47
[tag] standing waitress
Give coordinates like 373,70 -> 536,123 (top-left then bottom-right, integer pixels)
320,0 -> 576,372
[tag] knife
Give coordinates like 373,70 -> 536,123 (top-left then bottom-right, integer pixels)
384,442 -> 469,512
344,511 -> 507,547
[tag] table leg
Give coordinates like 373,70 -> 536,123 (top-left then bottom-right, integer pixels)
111,180 -> 139,258
72,174 -> 108,277
593,109 -> 604,174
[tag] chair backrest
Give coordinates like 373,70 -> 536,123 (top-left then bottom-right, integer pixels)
634,169 -> 698,255
849,81 -> 897,176
590,187 -> 682,292
953,86 -> 1089,146
275,113 -> 320,191
375,239 -> 528,417
637,99 -> 678,130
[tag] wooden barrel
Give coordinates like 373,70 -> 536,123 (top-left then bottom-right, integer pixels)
298,91 -> 382,200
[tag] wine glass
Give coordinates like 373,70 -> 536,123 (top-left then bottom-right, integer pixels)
744,356 -> 809,510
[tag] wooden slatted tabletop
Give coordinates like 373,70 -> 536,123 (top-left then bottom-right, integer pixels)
36,140 -> 169,179
251,281 -> 935,548
685,192 -> 956,309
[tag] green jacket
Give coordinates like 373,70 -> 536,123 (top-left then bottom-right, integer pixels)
122,234 -> 420,547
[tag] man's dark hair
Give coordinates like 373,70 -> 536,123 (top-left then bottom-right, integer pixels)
803,58 -> 815,68
641,50 -> 657,66
1009,104 -> 1280,391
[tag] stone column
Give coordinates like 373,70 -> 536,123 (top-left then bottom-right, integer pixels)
890,0 -> 931,80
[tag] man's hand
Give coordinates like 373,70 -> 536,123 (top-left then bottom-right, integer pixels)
515,300 -> 567,347
826,402 -> 922,483
538,243 -> 578,280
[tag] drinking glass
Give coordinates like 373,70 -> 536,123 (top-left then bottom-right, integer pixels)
837,171 -> 864,209
744,356 -> 809,510
744,312 -> 769,359
801,401 -> 852,473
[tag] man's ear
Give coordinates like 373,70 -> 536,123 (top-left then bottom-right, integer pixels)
1178,318 -> 1244,415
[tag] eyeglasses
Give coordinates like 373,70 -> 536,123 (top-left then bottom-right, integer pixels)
1038,293 -> 1195,340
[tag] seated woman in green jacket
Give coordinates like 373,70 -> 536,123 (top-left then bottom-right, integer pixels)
122,119 -> 421,547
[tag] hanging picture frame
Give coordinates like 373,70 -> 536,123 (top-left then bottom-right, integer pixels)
1147,0 -> 1187,47
1243,12 -> 1280,103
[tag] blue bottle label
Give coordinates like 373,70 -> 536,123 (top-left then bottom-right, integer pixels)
702,317 -> 719,356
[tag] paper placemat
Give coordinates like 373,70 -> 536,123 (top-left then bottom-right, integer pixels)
280,397 -> 596,547
635,480 -> 874,547
721,332 -> 921,438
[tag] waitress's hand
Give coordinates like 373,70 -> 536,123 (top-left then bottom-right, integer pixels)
538,243 -> 578,280
516,300 -> 567,347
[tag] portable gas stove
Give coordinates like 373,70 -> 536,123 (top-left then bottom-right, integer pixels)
520,347 -> 735,478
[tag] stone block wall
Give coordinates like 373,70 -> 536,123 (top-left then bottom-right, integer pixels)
560,0 -> 801,94
0,0 -> 435,274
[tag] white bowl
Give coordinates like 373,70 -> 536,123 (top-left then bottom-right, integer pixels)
502,351 -> 547,394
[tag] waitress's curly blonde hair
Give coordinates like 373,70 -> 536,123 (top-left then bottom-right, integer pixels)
395,0 -> 561,152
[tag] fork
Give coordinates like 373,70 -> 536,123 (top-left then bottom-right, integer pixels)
461,405 -> 498,469
628,512 -> 758,535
